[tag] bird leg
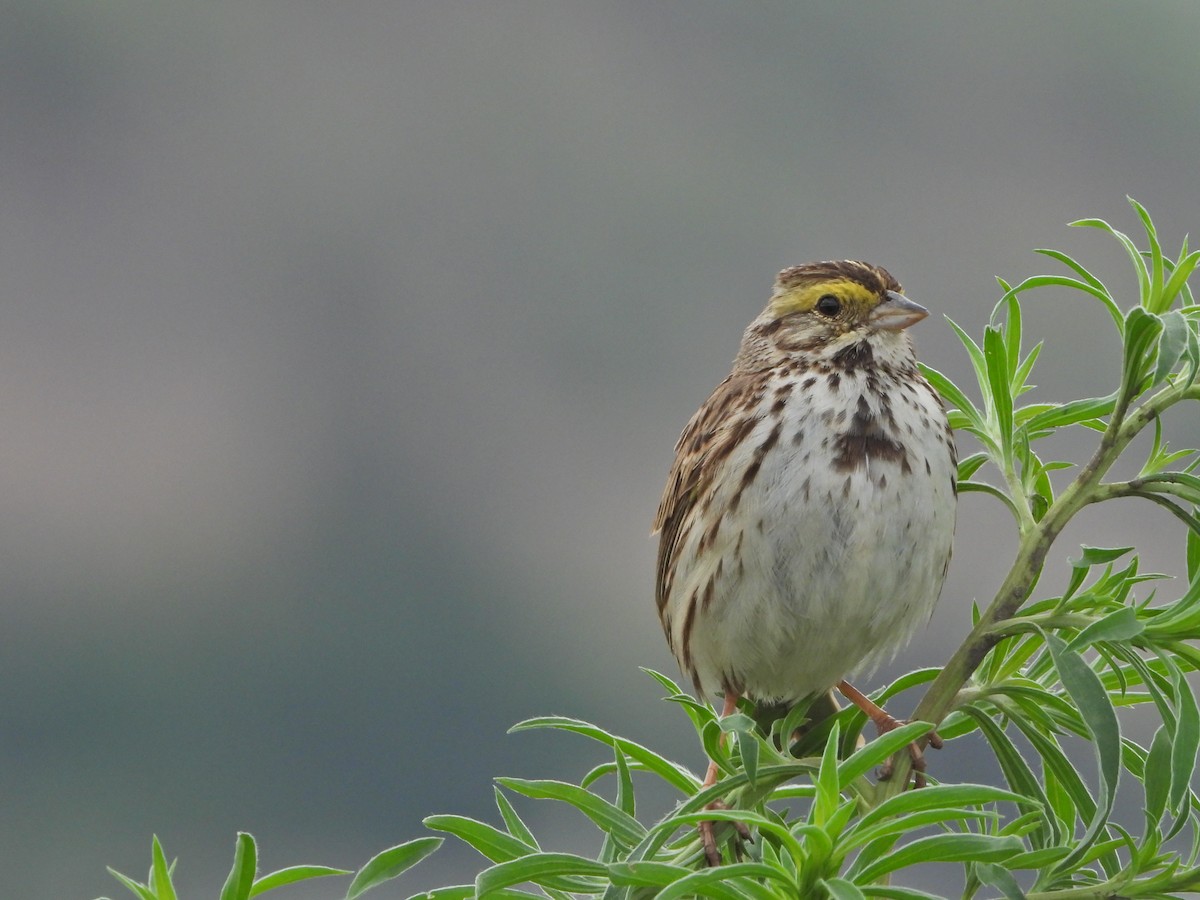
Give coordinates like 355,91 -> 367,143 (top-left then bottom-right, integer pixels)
699,691 -> 752,866
836,679 -> 942,788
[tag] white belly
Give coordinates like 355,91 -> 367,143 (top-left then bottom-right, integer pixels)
678,376 -> 956,703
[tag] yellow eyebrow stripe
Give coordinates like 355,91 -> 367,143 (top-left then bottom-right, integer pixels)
768,278 -> 878,317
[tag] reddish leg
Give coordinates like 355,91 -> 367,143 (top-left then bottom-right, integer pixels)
699,692 -> 750,866
837,680 -> 942,788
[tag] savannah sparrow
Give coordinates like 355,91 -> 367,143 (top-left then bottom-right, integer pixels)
653,261 -> 957,862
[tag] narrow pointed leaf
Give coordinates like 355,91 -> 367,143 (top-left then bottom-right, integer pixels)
1046,635 -> 1120,871
219,833 -> 257,900
1144,725 -> 1172,828
613,747 -> 635,818
983,325 -> 1014,452
1065,606 -> 1143,651
837,720 -> 933,785
404,888 -> 539,900
494,788 -> 539,848
814,722 -> 841,825
250,866 -> 350,897
496,778 -> 645,846
346,838 -> 443,900
1155,309 -> 1191,384
1131,198 -> 1166,311
974,862 -> 1027,899
606,860 -> 690,888
423,815 -> 535,861
475,853 -> 606,899
1162,249 -> 1200,311
653,863 -> 791,900
823,878 -> 867,900
1170,662 -> 1200,816
509,717 -> 697,794
855,834 -> 1024,882
105,869 -> 155,900
150,837 -> 178,900
918,362 -> 984,429
1002,274 -> 1123,333
1072,217 -> 1150,306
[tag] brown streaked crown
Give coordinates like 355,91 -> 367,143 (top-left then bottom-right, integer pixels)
774,260 -> 901,297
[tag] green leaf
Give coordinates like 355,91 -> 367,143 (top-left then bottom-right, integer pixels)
493,788 -> 539,849
1143,725 -> 1172,829
1188,523 -> 1200,582
496,778 -> 646,846
1000,846 -> 1072,871
946,318 -> 989,394
961,708 -> 1056,846
957,452 -> 989,481
854,833 -> 1024,882
150,836 -> 178,900
974,862 -> 1027,899
251,866 -> 351,898
1015,710 -> 1095,830
1162,249 -> 1200,312
1002,273 -> 1124,335
1072,215 -> 1151,308
606,861 -> 692,889
1046,635 -> 1120,872
823,878 -> 867,900
984,324 -> 1015,455
1131,198 -> 1167,312
1155,308 -> 1191,384
404,888 -> 540,900
475,853 -> 606,900
613,747 -> 635,818
423,815 -> 535,862
1013,341 -> 1044,396
860,890 -> 946,900
958,480 -> 1023,522
652,863 -> 790,900
1169,662 -> 1200,817
346,838 -> 443,900
640,667 -> 685,695
999,291 -> 1023,378
837,720 -> 933,786
851,784 -> 1032,841
1033,248 -> 1118,329
813,722 -> 841,825
850,807 -> 998,856
105,868 -> 155,900
1027,396 -> 1118,434
919,361 -> 985,432
1121,307 -> 1164,402
219,833 -> 257,900
1064,546 -> 1135,600
1065,606 -> 1144,651
509,717 -> 697,795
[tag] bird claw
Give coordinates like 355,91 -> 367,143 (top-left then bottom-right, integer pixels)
837,680 -> 941,789
876,727 -> 942,789
700,799 -> 753,867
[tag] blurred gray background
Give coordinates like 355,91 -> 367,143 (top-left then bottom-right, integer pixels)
3,2 -> 1199,897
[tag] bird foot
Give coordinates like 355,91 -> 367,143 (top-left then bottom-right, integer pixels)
699,799 -> 753,867
876,726 -> 943,789
836,679 -> 942,788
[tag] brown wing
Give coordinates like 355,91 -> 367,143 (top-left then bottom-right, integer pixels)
653,372 -> 761,616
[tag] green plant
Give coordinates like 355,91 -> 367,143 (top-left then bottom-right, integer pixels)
102,201 -> 1200,898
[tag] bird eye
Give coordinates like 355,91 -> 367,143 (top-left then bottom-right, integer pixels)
815,294 -> 842,317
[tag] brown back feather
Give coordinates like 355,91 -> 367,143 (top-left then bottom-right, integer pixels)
653,372 -> 761,615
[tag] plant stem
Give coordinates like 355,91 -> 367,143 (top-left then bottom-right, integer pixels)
876,381 -> 1157,798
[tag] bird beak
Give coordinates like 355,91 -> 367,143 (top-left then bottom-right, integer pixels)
870,291 -> 928,331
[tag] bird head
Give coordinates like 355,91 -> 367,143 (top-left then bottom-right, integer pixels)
744,260 -> 927,367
